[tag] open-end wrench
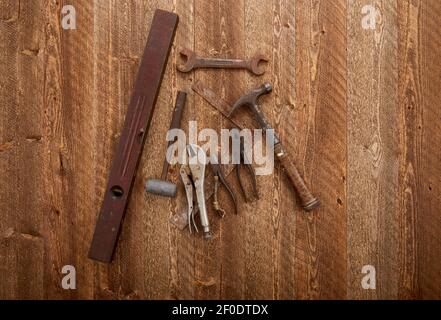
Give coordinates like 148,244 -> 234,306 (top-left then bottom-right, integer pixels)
177,47 -> 268,75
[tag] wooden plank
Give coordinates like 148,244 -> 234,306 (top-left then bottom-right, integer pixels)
294,0 -> 347,299
14,0 -> 47,300
41,0 -> 69,299
45,0 -> 97,299
347,1 -> 400,299
0,0 -> 20,300
243,0 -> 275,300
168,0 -> 196,300
398,0 -> 441,299
193,0 -> 220,300
397,0 -> 421,299
271,0 -> 297,300
0,0 -> 46,300
212,0 -> 247,300
293,0 -> 312,299
416,0 -> 441,299
191,0 -> 248,299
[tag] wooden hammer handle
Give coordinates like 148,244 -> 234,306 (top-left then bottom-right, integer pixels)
274,143 -> 319,211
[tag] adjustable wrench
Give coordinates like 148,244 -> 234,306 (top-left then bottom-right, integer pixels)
177,47 -> 268,76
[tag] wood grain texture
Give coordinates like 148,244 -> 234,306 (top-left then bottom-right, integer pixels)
398,0 -> 441,299
347,0 -> 400,299
0,0 -> 440,300
169,0 -> 196,301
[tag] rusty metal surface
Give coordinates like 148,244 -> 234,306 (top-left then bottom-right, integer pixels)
161,90 -> 187,180
193,80 -> 319,212
177,47 -> 268,75
88,9 -> 178,263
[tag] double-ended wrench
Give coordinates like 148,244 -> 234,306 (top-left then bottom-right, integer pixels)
177,47 -> 268,76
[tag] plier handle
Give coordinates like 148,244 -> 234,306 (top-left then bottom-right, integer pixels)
209,140 -> 259,217
210,155 -> 238,217
235,139 -> 259,202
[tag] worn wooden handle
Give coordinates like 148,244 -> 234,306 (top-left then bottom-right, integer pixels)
274,143 -> 320,211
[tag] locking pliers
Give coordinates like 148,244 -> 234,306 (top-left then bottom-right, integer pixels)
180,144 -> 211,240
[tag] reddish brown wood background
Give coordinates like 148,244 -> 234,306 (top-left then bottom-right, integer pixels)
0,0 -> 440,299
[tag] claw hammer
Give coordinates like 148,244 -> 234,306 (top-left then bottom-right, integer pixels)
229,83 -> 320,211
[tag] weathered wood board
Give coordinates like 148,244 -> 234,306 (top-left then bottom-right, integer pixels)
0,0 -> 440,299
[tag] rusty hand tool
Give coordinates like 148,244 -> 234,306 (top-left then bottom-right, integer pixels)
145,91 -> 187,197
180,144 -> 211,240
233,132 -> 259,203
192,80 -> 320,212
88,10 -> 178,263
180,165 -> 197,234
170,84 -> 243,230
177,47 -> 268,76
210,154 -> 238,218
229,83 -> 319,211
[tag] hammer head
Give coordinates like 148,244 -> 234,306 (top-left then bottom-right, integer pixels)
228,82 -> 272,117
